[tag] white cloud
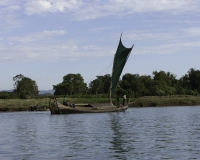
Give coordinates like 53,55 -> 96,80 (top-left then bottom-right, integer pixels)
0,4 -> 22,31
24,0 -> 200,20
0,3 -> 21,17
132,41 -> 200,56
25,1 -> 52,15
118,28 -> 200,55
123,27 -> 200,43
0,39 -> 113,63
0,1 -> 17,6
25,0 -> 81,15
1,26 -> 200,64
5,5 -> 21,11
1,0 -> 199,31
41,30 -> 66,36
186,28 -> 200,36
6,30 -> 66,43
0,36 -> 199,64
89,27 -> 113,33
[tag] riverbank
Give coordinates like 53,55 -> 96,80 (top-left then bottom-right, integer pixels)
0,95 -> 200,112
129,95 -> 200,107
0,98 -> 50,112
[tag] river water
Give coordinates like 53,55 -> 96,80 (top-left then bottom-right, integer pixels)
0,106 -> 200,160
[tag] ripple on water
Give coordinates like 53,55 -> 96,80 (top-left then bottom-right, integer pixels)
0,106 -> 200,159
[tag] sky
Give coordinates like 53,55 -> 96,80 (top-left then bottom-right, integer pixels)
0,0 -> 200,91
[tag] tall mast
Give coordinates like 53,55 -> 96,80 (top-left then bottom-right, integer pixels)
109,54 -> 116,105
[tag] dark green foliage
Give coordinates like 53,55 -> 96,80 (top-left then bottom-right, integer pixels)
180,68 -> 200,95
89,74 -> 111,94
0,92 -> 18,99
52,68 -> 200,97
89,79 -> 104,94
13,74 -> 38,99
116,69 -> 200,97
9,67 -> 200,99
187,68 -> 200,92
53,73 -> 87,95
121,74 -> 152,97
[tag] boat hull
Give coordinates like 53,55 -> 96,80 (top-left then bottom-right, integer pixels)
49,102 -> 128,114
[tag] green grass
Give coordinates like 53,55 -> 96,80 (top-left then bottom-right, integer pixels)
0,99 -> 49,108
130,95 -> 200,107
0,98 -> 50,111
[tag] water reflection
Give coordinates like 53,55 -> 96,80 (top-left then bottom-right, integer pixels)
109,113 -> 132,160
14,119 -> 37,158
1,107 -> 200,159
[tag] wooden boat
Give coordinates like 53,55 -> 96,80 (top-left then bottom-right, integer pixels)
49,99 -> 128,114
49,34 -> 134,114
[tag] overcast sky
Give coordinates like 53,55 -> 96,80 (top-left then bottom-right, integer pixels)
1,0 -> 200,90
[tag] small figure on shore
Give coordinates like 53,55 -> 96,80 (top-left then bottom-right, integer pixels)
35,105 -> 38,111
30,106 -> 34,111
123,95 -> 126,106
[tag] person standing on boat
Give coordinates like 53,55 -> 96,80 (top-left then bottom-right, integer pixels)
123,95 -> 126,106
116,95 -> 120,106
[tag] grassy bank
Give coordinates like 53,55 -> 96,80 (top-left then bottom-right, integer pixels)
0,98 -> 50,112
0,95 -> 200,112
129,95 -> 200,107
0,96 -> 110,112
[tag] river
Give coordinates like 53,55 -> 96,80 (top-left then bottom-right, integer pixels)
0,106 -> 200,160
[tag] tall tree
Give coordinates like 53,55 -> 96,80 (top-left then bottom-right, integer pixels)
13,74 -> 38,99
152,70 -> 177,86
88,74 -> 111,94
89,79 -> 103,94
53,73 -> 87,95
180,68 -> 200,95
188,68 -> 200,92
97,74 -> 111,93
121,73 -> 148,97
152,71 -> 178,95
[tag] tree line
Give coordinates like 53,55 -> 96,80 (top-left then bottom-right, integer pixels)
53,68 -> 200,98
0,68 -> 200,99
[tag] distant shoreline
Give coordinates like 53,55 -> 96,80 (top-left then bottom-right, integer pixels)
1,104 -> 199,113
1,95 -> 200,112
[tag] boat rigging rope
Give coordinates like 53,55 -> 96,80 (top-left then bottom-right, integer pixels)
105,62 -> 112,75
87,62 -> 112,84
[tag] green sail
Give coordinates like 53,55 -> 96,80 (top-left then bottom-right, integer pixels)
111,37 -> 134,91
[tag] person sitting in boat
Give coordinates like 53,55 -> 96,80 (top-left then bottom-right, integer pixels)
63,97 -> 68,106
35,105 -> 38,111
123,95 -> 126,106
70,104 -> 75,108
